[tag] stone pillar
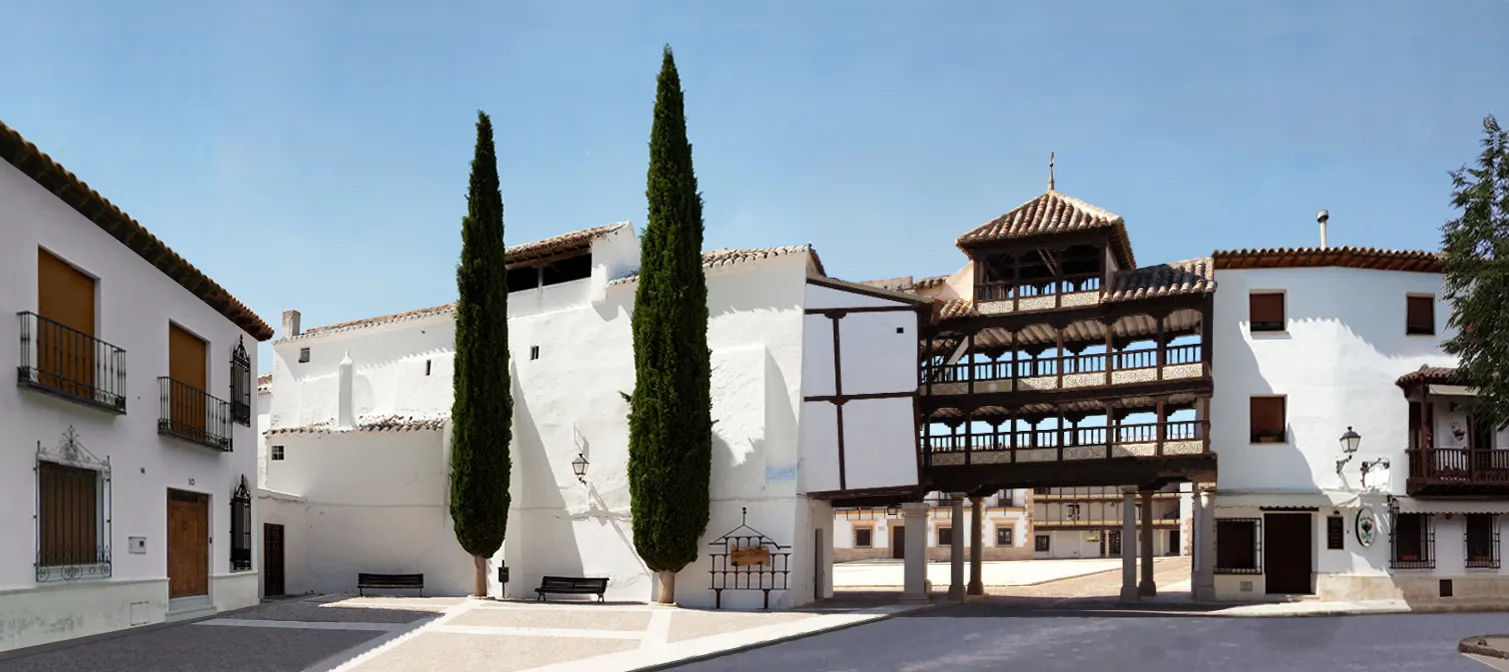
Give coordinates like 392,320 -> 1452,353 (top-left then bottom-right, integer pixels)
1139,490 -> 1157,597
900,502 -> 930,603
968,496 -> 985,596
948,495 -> 966,600
1121,486 -> 1138,602
1194,484 -> 1217,601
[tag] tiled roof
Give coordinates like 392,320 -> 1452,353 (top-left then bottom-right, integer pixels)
1396,365 -> 1461,388
957,190 -> 1135,268
256,372 -> 272,392
938,298 -> 977,320
1104,257 -> 1216,303
915,274 -> 950,289
0,120 -> 274,340
808,276 -> 931,305
264,414 -> 448,435
1212,246 -> 1444,273
507,221 -> 629,266
294,302 -> 458,340
608,245 -> 823,286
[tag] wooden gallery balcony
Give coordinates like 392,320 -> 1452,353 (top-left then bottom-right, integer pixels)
926,419 -> 1209,466
921,343 -> 1206,397
1407,448 -> 1509,497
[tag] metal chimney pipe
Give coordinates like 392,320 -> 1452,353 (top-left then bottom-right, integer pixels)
1317,210 -> 1330,249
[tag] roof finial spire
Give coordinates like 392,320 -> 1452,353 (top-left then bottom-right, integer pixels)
1048,151 -> 1055,191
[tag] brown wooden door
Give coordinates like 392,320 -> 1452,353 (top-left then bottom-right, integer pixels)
891,525 -> 905,559
36,248 -> 96,396
168,325 -> 208,439
1263,513 -> 1313,595
263,524 -> 285,597
167,490 -> 210,598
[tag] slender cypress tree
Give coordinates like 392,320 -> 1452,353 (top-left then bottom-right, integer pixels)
1441,114 -> 1509,427
449,110 -> 512,596
628,46 -> 713,604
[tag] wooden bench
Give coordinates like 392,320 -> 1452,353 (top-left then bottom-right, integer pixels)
535,576 -> 608,602
357,573 -> 424,597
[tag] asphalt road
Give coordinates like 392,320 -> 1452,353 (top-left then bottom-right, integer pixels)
672,605 -> 1509,672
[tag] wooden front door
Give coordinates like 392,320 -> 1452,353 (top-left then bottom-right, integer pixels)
891,525 -> 905,559
167,490 -> 210,598
263,523 -> 285,597
36,248 -> 96,396
1263,513 -> 1313,595
168,325 -> 208,438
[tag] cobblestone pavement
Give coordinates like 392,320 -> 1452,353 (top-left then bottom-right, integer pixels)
983,556 -> 1194,606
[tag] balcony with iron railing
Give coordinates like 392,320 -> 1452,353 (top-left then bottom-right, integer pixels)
921,343 -> 1206,396
16,312 -> 127,414
924,419 -> 1209,468
975,273 -> 1105,314
157,377 -> 233,451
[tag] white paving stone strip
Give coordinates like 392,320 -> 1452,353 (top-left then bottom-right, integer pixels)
431,625 -> 643,639
196,618 -> 405,632
639,609 -> 675,650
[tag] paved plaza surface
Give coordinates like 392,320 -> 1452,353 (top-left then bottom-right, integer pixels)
672,609 -> 1505,672
833,556 -> 1134,588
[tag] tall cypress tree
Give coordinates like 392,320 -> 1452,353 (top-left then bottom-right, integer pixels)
450,110 -> 512,597
628,45 -> 713,604
1441,114 -> 1509,427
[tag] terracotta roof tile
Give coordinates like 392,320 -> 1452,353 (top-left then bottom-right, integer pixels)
856,274 -> 950,293
264,414 -> 448,435
608,245 -> 823,286
0,119 -> 274,340
957,190 -> 1135,268
938,298 -> 978,320
1105,257 -> 1216,303
1213,246 -> 1444,273
256,372 -> 272,392
1395,365 -> 1460,388
293,302 -> 458,340
915,274 -> 950,289
507,221 -> 629,265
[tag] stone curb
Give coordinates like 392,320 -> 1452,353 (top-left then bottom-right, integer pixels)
625,599 -> 961,672
1460,636 -> 1509,660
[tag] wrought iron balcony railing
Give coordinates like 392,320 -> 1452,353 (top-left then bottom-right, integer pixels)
924,419 -> 1209,467
17,312 -> 127,413
921,343 -> 1205,394
157,377 -> 233,451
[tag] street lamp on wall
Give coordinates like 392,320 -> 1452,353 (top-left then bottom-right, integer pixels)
572,452 -> 589,484
1336,426 -> 1362,475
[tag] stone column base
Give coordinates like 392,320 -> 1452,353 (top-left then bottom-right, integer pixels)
1120,586 -> 1141,602
899,593 -> 931,604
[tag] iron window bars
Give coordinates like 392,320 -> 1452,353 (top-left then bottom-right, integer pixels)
230,337 -> 251,426
230,475 -> 253,571
1465,514 -> 1500,570
1390,512 -> 1435,570
17,312 -> 127,414
1214,517 -> 1262,575
35,427 -> 112,582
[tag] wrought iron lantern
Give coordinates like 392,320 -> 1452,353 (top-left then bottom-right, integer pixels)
571,452 -> 589,484
886,505 -> 899,517
1340,426 -> 1362,454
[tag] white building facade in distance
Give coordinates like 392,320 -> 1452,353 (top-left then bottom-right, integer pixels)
260,222 -> 925,609
0,120 -> 273,652
1208,244 -> 1509,605
832,490 -> 1031,563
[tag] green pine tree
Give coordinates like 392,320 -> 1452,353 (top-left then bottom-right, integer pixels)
1441,114 -> 1509,428
628,45 -> 714,604
449,110 -> 512,597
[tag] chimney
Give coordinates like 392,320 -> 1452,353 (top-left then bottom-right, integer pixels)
282,310 -> 302,337
336,351 -> 354,429
1317,210 -> 1330,249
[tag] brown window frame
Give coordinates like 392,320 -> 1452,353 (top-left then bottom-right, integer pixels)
1406,295 -> 1435,336
1034,534 -> 1051,552
1215,518 -> 1261,574
1249,292 -> 1286,333
853,526 -> 873,548
996,525 -> 1013,546
1250,396 -> 1287,443
936,526 -> 953,546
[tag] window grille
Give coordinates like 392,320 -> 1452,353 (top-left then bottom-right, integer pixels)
230,475 -> 253,571
1390,512 -> 1435,570
230,337 -> 251,426
1215,518 -> 1262,574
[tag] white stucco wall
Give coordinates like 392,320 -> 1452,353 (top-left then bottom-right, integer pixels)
0,159 -> 263,651
1211,266 -> 1457,494
798,283 -> 921,494
265,236 -> 833,609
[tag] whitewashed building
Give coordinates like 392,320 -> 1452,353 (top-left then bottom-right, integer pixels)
832,491 -> 1031,563
258,222 -> 926,609
1209,239 -> 1509,604
0,120 -> 272,652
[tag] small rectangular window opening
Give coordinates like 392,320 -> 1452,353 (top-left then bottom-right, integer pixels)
298,347 -> 310,363
1406,295 -> 1435,335
425,359 -> 432,376
271,445 -> 285,461
1249,292 -> 1285,333
530,345 -> 540,360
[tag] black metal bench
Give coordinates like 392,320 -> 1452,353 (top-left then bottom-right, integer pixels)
357,573 -> 424,597
535,575 -> 608,602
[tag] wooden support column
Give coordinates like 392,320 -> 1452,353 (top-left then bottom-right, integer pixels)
964,409 -> 974,466
925,334 -> 935,393
1156,314 -> 1166,381
1103,318 -> 1115,386
1104,401 -> 1116,458
1009,411 -> 1018,462
1056,407 -> 1066,461
1055,328 -> 1065,390
1201,297 -> 1214,376
1010,330 -> 1019,392
1156,397 -> 1167,455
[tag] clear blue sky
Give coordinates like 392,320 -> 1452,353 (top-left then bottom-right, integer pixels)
3,1 -> 1506,371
